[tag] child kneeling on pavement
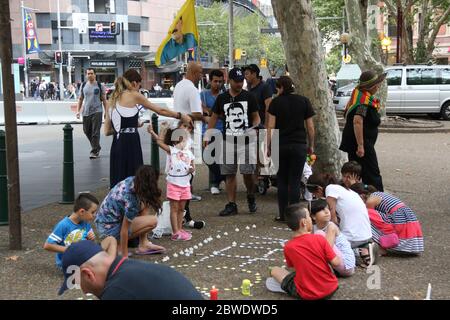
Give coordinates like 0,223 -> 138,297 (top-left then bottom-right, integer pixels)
44,193 -> 99,270
267,204 -> 341,300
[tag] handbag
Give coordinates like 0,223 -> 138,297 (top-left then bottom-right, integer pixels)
152,201 -> 185,238
379,233 -> 399,249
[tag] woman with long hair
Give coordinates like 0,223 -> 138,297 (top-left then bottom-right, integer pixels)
105,69 -> 192,188
95,165 -> 165,257
266,76 -> 315,222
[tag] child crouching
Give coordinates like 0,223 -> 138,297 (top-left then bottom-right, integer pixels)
44,193 -> 99,270
310,199 -> 355,277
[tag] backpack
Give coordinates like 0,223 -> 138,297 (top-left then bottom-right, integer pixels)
81,81 -> 103,100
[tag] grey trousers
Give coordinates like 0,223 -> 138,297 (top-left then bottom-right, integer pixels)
83,112 -> 102,154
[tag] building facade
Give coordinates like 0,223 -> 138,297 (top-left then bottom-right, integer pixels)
375,2 -> 450,64
9,0 -> 185,89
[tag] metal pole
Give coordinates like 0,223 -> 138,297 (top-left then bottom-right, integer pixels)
396,0 -> 401,63
151,114 -> 160,173
68,51 -> 72,87
0,130 -> 8,225
61,124 -> 74,204
21,1 -> 29,98
57,0 -> 64,100
0,0 -> 22,249
228,0 -> 234,69
342,8 -> 345,66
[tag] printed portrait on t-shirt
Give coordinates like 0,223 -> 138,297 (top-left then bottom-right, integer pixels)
224,101 -> 248,136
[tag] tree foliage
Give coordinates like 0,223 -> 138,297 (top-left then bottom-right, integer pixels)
195,3 -> 285,70
312,0 -> 346,44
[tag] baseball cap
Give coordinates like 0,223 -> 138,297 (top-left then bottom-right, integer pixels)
243,64 -> 260,76
58,240 -> 103,295
228,67 -> 245,82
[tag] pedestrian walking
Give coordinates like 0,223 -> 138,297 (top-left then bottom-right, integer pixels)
39,80 -> 47,101
76,68 -> 108,159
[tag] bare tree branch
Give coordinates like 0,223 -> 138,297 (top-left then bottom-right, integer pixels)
383,0 -> 397,17
426,5 -> 450,54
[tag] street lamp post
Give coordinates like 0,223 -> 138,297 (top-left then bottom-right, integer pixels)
340,33 -> 351,64
381,36 -> 392,65
228,0 -> 234,69
57,0 -> 64,100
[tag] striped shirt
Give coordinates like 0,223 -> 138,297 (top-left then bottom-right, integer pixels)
371,192 -> 424,253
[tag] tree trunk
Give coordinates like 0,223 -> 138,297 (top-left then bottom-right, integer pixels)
345,0 -> 387,118
415,0 -> 431,63
271,0 -> 345,176
401,1 -> 415,64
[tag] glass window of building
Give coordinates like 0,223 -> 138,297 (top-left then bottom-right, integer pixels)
89,0 -> 115,13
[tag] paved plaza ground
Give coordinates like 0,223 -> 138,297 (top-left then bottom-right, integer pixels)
0,124 -> 449,300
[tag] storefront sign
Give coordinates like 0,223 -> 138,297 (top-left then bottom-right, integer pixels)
90,61 -> 117,68
89,29 -> 115,39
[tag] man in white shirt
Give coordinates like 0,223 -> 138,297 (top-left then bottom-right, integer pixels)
173,61 -> 205,229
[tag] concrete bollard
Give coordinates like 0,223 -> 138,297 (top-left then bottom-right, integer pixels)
0,130 -> 8,225
60,124 -> 74,204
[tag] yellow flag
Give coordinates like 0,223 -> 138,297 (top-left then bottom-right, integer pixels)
155,0 -> 199,66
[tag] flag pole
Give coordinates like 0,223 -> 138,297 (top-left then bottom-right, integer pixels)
21,1 -> 29,98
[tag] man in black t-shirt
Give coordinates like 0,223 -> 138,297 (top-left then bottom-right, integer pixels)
206,68 -> 261,217
58,239 -> 203,300
244,64 -> 273,127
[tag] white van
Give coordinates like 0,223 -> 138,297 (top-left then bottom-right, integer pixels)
333,65 -> 450,120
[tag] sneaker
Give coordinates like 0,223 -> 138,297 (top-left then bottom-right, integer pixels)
210,187 -> 220,195
191,194 -> 202,201
219,202 -> 238,217
247,195 -> 257,213
181,229 -> 192,235
171,231 -> 191,241
265,277 -> 286,293
89,152 -> 99,159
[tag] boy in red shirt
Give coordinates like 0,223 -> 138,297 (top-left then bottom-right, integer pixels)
268,204 -> 341,300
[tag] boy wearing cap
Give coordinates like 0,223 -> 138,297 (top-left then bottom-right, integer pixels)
44,193 -> 99,270
243,64 -> 273,127
206,67 -> 261,216
58,239 -> 203,300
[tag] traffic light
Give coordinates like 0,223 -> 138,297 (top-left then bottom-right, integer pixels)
234,48 -> 242,60
27,58 -> 32,69
110,21 -> 117,34
55,51 -> 62,64
260,58 -> 267,68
